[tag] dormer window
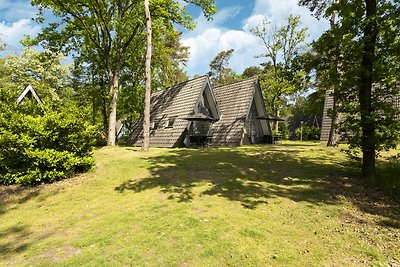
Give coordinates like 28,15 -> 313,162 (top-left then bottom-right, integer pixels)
151,118 -> 162,130
165,116 -> 177,128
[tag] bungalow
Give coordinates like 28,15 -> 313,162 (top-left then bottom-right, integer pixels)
128,75 -> 273,147
212,77 -> 272,146
128,75 -> 220,147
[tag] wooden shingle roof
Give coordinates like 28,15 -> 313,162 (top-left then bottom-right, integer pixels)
212,77 -> 259,146
128,75 -> 209,147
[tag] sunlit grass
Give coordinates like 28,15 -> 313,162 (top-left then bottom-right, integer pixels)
0,141 -> 399,266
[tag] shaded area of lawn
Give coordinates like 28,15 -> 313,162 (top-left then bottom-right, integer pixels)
116,144 -> 400,224
1,143 -> 399,266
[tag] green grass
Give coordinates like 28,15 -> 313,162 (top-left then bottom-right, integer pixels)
1,141 -> 399,266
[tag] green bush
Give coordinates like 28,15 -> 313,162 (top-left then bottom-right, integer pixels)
375,156 -> 400,201
295,126 -> 321,141
279,122 -> 289,140
0,106 -> 96,185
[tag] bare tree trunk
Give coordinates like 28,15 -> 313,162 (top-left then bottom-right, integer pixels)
142,0 -> 152,152
91,68 -> 96,125
327,1 -> 339,147
107,71 -> 119,146
360,0 -> 378,177
100,76 -> 109,134
274,109 -> 280,132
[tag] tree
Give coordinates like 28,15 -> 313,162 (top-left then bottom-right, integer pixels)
0,37 -> 6,51
142,0 -> 152,152
291,90 -> 324,116
300,0 -> 400,177
359,0 -> 378,176
241,66 -> 263,79
209,49 -> 237,86
1,47 -> 71,102
251,15 -> 309,131
29,0 -> 216,146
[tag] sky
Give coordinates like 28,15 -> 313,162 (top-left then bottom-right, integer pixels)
0,0 -> 329,77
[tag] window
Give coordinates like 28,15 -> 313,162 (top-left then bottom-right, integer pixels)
165,116 -> 177,128
151,118 -> 162,130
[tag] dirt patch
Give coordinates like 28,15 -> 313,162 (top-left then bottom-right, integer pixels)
41,245 -> 82,263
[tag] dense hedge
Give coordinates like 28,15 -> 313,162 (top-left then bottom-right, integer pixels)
295,126 -> 321,141
0,107 -> 96,185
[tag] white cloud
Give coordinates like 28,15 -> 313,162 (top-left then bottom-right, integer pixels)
182,28 -> 264,76
243,14 -> 266,32
0,19 -> 41,52
181,1 -> 330,77
250,0 -> 329,43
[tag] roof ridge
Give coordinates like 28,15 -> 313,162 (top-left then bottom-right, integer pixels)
154,74 -> 208,93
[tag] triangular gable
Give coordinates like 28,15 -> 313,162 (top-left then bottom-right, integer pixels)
245,79 -> 271,136
192,77 -> 221,120
128,75 -> 215,148
15,84 -> 45,112
212,77 -> 271,146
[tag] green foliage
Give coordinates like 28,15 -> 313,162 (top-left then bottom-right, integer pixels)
251,15 -> 309,118
241,66 -> 263,79
301,0 -> 400,167
295,125 -> 321,141
291,91 -> 325,116
275,123 -> 289,140
2,47 -> 71,102
209,49 -> 240,86
28,0 -> 216,144
376,155 -> 400,201
0,37 -> 6,51
0,105 -> 96,185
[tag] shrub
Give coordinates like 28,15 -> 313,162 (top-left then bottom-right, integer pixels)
0,106 -> 96,185
295,126 -> 321,141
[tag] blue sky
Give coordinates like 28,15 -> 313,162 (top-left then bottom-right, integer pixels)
0,0 -> 329,77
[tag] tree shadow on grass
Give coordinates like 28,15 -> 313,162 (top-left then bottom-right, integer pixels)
116,146 -> 341,208
115,145 -> 400,226
0,224 -> 31,258
0,186 -> 41,215
0,183 -> 65,216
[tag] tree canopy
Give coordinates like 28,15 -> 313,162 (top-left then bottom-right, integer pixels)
28,0 -> 216,146
251,15 -> 309,130
300,0 -> 400,176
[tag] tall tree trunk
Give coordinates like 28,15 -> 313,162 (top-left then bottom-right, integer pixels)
100,76 -> 109,134
107,71 -> 119,146
274,110 -> 280,132
91,68 -> 96,125
359,0 -> 378,177
142,0 -> 152,152
327,1 -> 340,147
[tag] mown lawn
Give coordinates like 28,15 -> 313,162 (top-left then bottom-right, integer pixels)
1,142 -> 399,266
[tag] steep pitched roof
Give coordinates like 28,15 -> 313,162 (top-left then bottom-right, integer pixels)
212,77 -> 261,146
15,84 -> 45,112
128,75 -> 211,147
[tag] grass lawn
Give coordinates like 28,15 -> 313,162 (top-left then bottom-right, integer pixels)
1,141 -> 399,266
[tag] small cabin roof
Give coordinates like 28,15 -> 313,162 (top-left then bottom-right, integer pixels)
15,84 -> 45,112
212,77 -> 264,146
128,75 -> 215,147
